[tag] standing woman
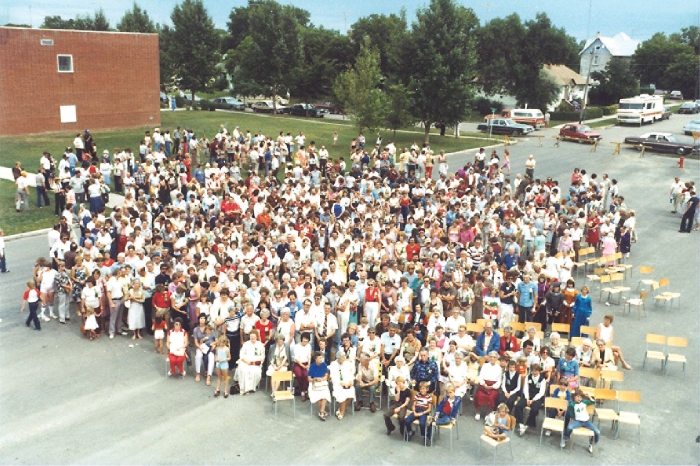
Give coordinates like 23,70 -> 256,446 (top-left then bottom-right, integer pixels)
559,279 -> 578,326
570,286 -> 592,338
167,318 -> 188,377
127,279 -> 146,340
618,226 -> 631,259
534,274 -> 549,328
585,212 -> 600,251
70,256 -> 88,317
87,179 -> 103,214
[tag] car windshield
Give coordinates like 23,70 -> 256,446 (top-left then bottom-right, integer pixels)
620,103 -> 644,110
578,125 -> 592,132
689,120 -> 700,125
681,103 -> 694,108
502,119 -> 517,125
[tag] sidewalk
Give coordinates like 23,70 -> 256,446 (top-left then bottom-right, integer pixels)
0,166 -> 125,210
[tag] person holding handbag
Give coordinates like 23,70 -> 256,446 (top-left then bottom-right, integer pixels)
308,351 -> 331,421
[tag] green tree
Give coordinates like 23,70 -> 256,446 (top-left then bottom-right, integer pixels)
3,23 -> 31,28
632,33 -> 689,86
227,0 -> 302,113
350,12 -> 407,78
333,40 -> 387,133
661,51 -> 697,99
41,15 -> 75,29
401,0 -> 479,143
117,3 -> 156,33
384,83 -> 415,141
166,0 -> 220,102
588,57 -> 639,105
41,10 -> 110,31
225,1 -> 310,52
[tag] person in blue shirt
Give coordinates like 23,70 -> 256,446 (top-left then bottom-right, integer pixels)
557,347 -> 580,390
503,246 -> 519,270
516,274 -> 538,323
570,286 -> 593,338
475,320 -> 501,356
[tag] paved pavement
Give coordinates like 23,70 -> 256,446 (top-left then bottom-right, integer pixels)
0,115 -> 699,464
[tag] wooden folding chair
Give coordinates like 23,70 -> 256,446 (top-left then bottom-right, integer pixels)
540,397 -> 568,447
551,323 -> 570,343
615,390 -> 641,444
475,319 -> 489,330
600,369 -> 624,389
664,336 -> 688,376
509,321 -> 526,335
579,325 -> 597,338
642,334 -> 666,372
578,367 -> 601,389
467,322 -> 483,335
272,371 -> 296,417
478,434 -> 514,463
593,388 -> 619,431
569,337 -> 584,348
430,395 -> 459,450
623,291 -> 648,320
656,291 -> 681,310
598,275 -> 611,301
569,404 -> 596,455
636,266 -> 653,290
523,322 -> 542,332
586,267 -> 605,286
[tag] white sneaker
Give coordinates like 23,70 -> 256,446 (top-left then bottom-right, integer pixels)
560,439 -> 566,449
519,424 -> 528,436
588,443 -> 594,454
109,334 -> 114,339
168,371 -> 172,377
545,429 -> 551,437
182,371 -> 186,377
50,314 -> 58,319
474,413 -> 480,421
41,315 -> 50,322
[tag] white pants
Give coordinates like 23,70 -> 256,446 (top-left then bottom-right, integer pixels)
196,350 -> 215,376
365,302 -> 379,326
57,293 -> 70,322
499,303 -> 514,329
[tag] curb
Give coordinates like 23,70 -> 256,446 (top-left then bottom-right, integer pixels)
5,227 -> 51,242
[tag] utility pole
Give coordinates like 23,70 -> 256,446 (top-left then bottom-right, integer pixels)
580,45 -> 601,124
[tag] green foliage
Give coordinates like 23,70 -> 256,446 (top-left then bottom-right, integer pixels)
117,3 -> 156,33
551,107 -> 603,121
601,104 -> 619,116
41,9 -> 110,31
199,99 -> 213,111
588,57 -> 639,105
385,84 -> 415,141
401,0 -> 479,143
333,39 -> 387,133
632,32 -> 694,90
472,97 -> 504,116
165,0 -> 220,99
3,23 -> 31,28
350,13 -> 408,78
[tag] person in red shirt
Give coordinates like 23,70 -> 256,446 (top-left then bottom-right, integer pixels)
406,237 -> 421,262
220,194 -> 240,219
152,283 -> 171,320
256,207 -> 272,230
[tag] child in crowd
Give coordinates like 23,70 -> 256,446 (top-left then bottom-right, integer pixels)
152,315 -> 167,354
562,389 -> 599,453
83,306 -> 99,341
404,381 -> 433,441
21,280 -> 42,330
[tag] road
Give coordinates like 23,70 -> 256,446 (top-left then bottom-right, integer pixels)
0,113 -> 698,464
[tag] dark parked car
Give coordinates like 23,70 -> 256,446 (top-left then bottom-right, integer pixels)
624,132 -> 697,155
314,101 -> 343,114
559,124 -> 602,143
476,118 -> 534,136
284,104 -> 328,118
211,97 -> 245,111
678,103 -> 699,114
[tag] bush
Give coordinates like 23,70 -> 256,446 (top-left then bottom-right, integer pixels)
601,104 -> 618,116
174,96 -> 187,108
639,87 -> 654,95
199,99 -> 213,111
550,107 -> 603,121
472,97 -> 504,116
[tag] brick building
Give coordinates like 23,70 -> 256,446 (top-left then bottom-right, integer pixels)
0,27 -> 160,136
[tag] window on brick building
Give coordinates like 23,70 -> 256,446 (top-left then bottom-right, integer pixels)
57,55 -> 73,73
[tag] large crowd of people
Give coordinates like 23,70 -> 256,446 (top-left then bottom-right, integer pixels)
17,121 -> 658,449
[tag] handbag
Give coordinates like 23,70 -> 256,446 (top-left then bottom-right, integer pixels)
312,380 -> 328,391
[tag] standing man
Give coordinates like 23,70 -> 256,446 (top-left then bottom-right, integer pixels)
0,229 -> 7,273
525,155 -> 536,180
54,261 -> 73,324
544,111 -> 551,129
516,273 -> 538,324
106,267 -> 128,339
670,177 -> 685,214
35,168 -> 50,208
679,190 -> 698,233
15,170 -> 30,212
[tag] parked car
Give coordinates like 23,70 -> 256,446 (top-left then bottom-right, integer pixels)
284,103 -> 328,118
559,124 -> 602,143
252,101 -> 286,113
476,118 -> 534,136
677,102 -> 699,114
211,97 -> 245,111
683,119 -> 700,135
668,90 -> 684,100
624,132 -> 697,155
661,107 -> 672,120
314,101 -> 343,114
484,109 -> 545,128
179,90 -> 200,102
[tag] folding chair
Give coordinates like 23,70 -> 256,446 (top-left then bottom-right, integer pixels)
272,371 -> 296,418
664,336 -> 688,376
593,388 -> 619,431
509,321 -> 526,335
359,360 -> 384,411
623,291 -> 648,320
586,267 -> 605,286
600,369 -> 623,390
615,390 -> 641,444
597,275 -> 611,301
429,396 -> 459,450
568,404 -> 596,455
478,434 -> 514,464
523,322 -> 542,332
601,273 -> 628,305
467,322 -> 483,335
642,334 -> 666,372
551,323 -> 570,345
636,266 -> 654,291
569,337 -> 584,348
578,367 -> 600,389
540,397 -> 568,448
579,325 -> 597,338
656,291 -> 681,310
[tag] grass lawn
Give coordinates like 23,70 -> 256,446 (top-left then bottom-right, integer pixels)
0,180 -> 57,236
0,110 -> 500,171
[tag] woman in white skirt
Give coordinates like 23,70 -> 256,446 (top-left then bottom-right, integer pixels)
127,279 -> 146,340
308,351 -> 331,421
329,352 -> 355,420
235,330 -> 265,394
447,351 -> 469,398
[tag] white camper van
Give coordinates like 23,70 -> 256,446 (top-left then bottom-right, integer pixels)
617,94 -> 665,126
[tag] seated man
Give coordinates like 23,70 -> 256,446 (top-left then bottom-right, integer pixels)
410,347 -> 439,393
474,320 -> 500,357
513,364 -> 547,436
510,340 -> 541,367
449,325 -> 474,354
354,353 -> 380,412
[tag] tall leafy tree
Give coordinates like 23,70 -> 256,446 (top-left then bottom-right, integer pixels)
384,84 -> 415,141
333,39 -> 387,133
588,57 -> 639,105
117,3 -> 156,33
166,0 -> 219,101
350,12 -> 407,78
227,0 -> 302,113
40,10 -> 110,31
401,0 -> 479,143
632,32 -> 696,97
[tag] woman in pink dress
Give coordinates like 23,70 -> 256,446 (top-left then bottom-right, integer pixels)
601,232 -> 617,265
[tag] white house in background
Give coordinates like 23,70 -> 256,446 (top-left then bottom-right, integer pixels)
579,32 -> 640,78
542,64 -> 587,109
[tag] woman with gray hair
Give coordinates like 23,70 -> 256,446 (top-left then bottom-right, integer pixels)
267,333 -> 291,393
127,278 -> 146,340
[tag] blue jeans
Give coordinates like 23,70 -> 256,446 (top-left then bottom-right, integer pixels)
0,252 -> 6,272
405,411 -> 430,436
564,420 -> 600,443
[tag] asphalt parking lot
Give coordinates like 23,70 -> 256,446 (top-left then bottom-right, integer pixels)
0,113 -> 698,465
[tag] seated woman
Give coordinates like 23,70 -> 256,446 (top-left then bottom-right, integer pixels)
292,332 -> 312,401
483,402 -> 516,442
539,347 -> 556,383
474,351 -> 503,420
499,325 -> 519,358
386,356 -> 411,397
167,318 -> 188,377
400,328 -> 422,367
447,351 -> 469,398
234,330 -> 266,394
548,332 -> 566,364
557,347 -> 580,390
575,338 -> 595,385
521,326 -> 541,352
267,333 -> 291,393
308,351 -> 332,421
329,352 -> 355,420
595,314 -> 632,370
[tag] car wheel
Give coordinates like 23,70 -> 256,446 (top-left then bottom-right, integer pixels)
676,147 -> 686,155
511,130 -> 519,137
635,145 -> 643,152
577,138 -> 584,144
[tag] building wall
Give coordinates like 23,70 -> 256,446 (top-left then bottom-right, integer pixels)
0,27 -> 160,136
579,40 -> 612,79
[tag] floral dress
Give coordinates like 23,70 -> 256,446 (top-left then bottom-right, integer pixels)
71,267 -> 87,303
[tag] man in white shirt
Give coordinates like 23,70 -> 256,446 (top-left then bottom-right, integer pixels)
295,299 -> 317,345
670,177 -> 685,213
315,303 -> 338,352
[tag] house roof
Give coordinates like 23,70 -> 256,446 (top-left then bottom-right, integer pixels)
542,64 -> 587,86
581,32 -> 639,57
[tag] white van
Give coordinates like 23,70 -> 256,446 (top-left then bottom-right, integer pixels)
485,109 -> 545,128
617,94 -> 665,126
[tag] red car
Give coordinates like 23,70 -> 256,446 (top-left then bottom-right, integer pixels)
559,124 -> 602,143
